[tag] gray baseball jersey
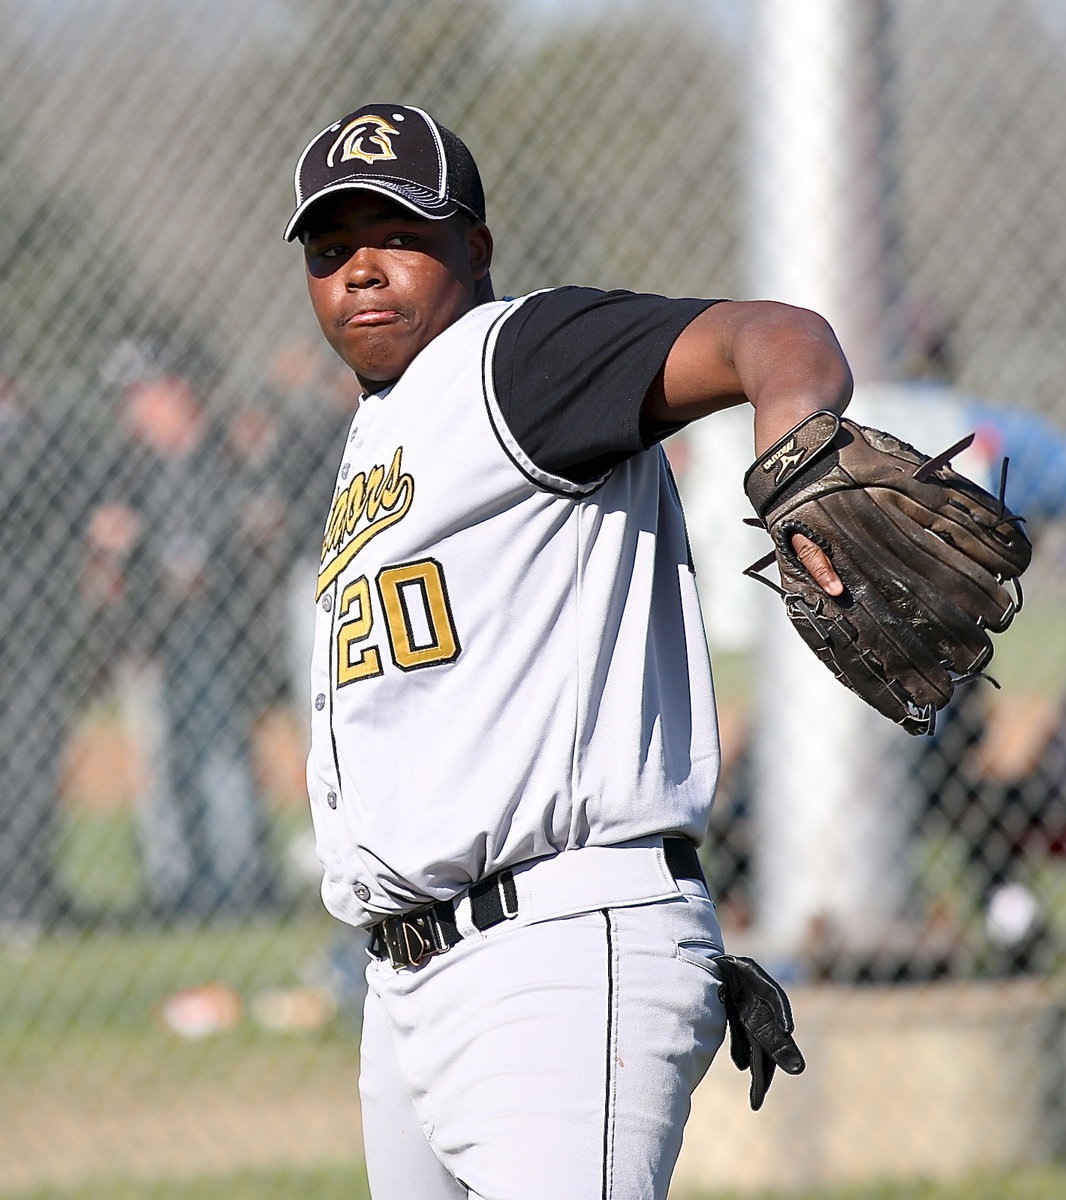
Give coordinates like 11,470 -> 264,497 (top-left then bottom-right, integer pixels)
306,286 -> 723,928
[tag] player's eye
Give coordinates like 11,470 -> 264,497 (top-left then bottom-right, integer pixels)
383,233 -> 418,248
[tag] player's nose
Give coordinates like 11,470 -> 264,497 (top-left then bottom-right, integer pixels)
345,245 -> 387,290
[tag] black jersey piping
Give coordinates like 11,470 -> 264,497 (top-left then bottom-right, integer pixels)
480,294 -> 612,500
663,456 -> 697,573
600,907 -> 617,1199
326,580 -> 344,786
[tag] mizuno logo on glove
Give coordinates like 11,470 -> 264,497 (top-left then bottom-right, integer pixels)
760,436 -> 806,484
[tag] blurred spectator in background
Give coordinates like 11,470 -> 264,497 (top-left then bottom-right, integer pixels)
0,374 -> 91,934
908,385 -> 1066,972
266,339 -> 361,730
86,374 -> 280,919
221,400 -> 293,721
916,665 -> 1066,976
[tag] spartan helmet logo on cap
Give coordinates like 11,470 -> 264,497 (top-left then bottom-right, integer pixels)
327,115 -> 400,166
284,104 -> 487,240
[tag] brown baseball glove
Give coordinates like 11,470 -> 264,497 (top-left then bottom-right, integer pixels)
744,411 -> 1032,735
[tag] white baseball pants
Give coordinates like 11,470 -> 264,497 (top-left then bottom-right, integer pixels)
358,841 -> 727,1200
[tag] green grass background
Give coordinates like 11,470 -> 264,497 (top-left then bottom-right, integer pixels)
3,1162 -> 1065,1199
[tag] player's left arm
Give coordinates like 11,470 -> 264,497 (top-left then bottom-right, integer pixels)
643,300 -> 854,593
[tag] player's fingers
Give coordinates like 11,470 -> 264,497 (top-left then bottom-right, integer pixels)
762,1030 -> 806,1075
791,532 -> 844,596
749,1050 -> 774,1111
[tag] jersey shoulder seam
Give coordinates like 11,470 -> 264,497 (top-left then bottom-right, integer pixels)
481,291 -> 612,499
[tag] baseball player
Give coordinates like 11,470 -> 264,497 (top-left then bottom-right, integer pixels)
285,103 -> 844,1200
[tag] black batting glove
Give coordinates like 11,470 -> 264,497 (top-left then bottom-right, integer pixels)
713,953 -> 806,1111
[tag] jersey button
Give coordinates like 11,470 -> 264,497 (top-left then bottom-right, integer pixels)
314,693 -> 326,711
353,883 -> 371,902
321,593 -> 333,612
326,791 -> 337,809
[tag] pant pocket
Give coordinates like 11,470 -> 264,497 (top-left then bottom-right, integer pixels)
675,937 -> 725,978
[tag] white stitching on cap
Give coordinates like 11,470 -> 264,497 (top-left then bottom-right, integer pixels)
292,118 -> 343,204
330,170 -> 446,197
286,181 -> 456,234
404,105 -> 447,201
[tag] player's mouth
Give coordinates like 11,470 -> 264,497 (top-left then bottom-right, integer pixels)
341,308 -> 403,328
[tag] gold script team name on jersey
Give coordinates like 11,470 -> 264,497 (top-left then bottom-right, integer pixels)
318,446 -> 414,596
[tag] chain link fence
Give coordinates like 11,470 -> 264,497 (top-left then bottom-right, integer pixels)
2,0 -> 1066,1195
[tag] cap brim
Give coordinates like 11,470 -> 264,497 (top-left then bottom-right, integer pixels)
283,180 -> 459,241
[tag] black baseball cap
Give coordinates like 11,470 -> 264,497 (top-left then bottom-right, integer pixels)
284,103 -> 485,241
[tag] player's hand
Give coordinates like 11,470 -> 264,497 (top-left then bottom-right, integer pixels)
790,532 -> 843,596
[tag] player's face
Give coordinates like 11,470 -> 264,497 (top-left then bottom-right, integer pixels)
302,194 -> 492,390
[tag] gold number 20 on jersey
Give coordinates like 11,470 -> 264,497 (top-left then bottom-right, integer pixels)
335,558 -> 461,685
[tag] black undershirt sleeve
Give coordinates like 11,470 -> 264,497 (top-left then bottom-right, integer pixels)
491,286 -> 724,484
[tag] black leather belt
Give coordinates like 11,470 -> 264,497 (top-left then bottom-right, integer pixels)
368,837 -> 704,970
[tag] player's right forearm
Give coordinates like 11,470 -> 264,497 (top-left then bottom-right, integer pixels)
725,302 -> 853,455
646,299 -> 852,443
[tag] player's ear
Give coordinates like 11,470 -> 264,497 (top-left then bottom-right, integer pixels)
467,221 -> 493,281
